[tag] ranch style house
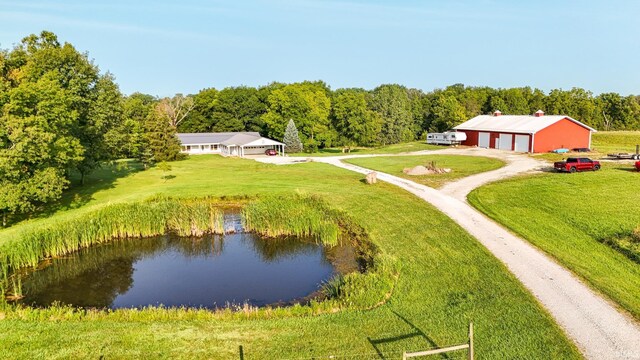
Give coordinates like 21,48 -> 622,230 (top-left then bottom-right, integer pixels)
177,132 -> 285,157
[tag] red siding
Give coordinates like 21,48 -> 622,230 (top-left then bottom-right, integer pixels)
460,130 -> 479,146
533,118 -> 591,153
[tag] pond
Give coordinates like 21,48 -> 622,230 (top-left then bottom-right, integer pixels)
13,214 -> 359,309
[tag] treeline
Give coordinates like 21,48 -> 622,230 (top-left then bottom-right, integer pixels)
2,31 -> 640,226
177,83 -> 640,151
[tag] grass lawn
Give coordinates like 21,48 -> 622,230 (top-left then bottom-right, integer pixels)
469,163 -> 640,320
344,155 -> 505,188
289,141 -> 444,157
592,131 -> 640,154
0,156 -> 579,359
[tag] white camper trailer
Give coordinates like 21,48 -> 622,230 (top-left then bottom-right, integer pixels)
426,131 -> 467,145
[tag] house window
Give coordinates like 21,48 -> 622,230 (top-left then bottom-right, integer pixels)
212,144 -> 218,150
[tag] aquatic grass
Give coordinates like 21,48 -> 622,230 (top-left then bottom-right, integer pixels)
0,197 -> 227,295
0,156 -> 582,359
242,194 -> 342,246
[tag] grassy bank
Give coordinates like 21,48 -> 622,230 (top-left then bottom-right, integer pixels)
469,164 -> 640,319
344,155 -> 505,188
4,194 -> 397,317
0,155 -> 580,359
1,198 -> 225,276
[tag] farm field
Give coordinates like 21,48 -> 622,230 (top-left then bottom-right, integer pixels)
0,155 -> 579,359
344,155 -> 505,188
469,162 -> 640,320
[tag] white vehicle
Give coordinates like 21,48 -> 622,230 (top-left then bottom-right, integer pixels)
426,131 -> 467,145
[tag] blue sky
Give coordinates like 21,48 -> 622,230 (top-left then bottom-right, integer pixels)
1,0 -> 639,96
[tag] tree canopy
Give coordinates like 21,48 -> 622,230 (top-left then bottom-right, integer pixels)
3,30 -> 640,225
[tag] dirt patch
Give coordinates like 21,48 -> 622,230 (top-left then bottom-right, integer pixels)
403,162 -> 451,176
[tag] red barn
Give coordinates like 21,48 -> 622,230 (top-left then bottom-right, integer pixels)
453,110 -> 596,153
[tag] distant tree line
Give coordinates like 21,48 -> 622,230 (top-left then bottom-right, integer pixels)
2,31 -> 640,225
177,82 -> 640,150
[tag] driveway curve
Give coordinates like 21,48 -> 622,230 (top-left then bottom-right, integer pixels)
303,150 -> 640,360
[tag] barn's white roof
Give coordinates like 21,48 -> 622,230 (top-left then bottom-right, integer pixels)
453,115 -> 596,134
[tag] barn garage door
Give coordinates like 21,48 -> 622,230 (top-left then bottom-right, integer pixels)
514,135 -> 529,152
478,132 -> 490,148
498,134 -> 513,150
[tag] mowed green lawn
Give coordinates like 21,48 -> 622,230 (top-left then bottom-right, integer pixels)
592,131 -> 640,154
289,141 -> 444,157
344,155 -> 505,188
469,163 -> 640,319
0,156 -> 580,359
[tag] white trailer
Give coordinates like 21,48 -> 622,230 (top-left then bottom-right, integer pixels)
426,131 -> 467,145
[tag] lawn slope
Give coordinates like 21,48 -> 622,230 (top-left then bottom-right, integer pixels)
469,164 -> 640,319
0,156 -> 579,359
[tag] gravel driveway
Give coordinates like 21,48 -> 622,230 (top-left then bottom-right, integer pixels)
307,149 -> 640,360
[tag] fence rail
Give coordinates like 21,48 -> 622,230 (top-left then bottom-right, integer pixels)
403,322 -> 474,360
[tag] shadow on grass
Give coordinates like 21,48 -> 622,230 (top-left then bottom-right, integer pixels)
614,167 -> 639,172
367,311 -> 449,359
9,160 -> 145,225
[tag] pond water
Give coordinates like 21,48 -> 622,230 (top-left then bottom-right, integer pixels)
15,215 -> 358,309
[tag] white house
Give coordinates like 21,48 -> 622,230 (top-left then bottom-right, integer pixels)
177,132 -> 285,157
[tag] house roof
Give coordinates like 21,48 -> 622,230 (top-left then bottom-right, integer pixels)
453,115 -> 596,134
177,132 -> 261,145
177,132 -> 284,147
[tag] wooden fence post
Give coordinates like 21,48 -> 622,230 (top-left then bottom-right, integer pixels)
468,322 -> 474,360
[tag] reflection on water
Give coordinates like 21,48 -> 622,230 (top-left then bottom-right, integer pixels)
16,221 -> 358,309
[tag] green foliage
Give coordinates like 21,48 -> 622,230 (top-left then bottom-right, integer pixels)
157,161 -> 172,181
0,197 -> 226,277
370,84 -> 417,144
242,194 -> 341,245
142,103 -> 184,162
282,119 -> 303,153
0,70 -> 84,225
104,92 -> 154,159
429,94 -> 467,132
332,88 -> 382,146
262,81 -> 334,150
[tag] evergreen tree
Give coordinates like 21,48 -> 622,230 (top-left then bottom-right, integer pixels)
283,119 -> 303,153
142,104 -> 183,162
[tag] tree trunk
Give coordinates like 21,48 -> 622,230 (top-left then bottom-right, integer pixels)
2,212 -> 6,227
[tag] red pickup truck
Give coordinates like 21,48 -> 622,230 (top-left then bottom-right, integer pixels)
554,157 -> 601,173
636,161 -> 640,171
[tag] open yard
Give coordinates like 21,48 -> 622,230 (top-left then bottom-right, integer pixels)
344,155 -> 505,188
592,131 -> 640,154
469,163 -> 640,320
0,155 -> 579,359
289,141 -> 444,157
